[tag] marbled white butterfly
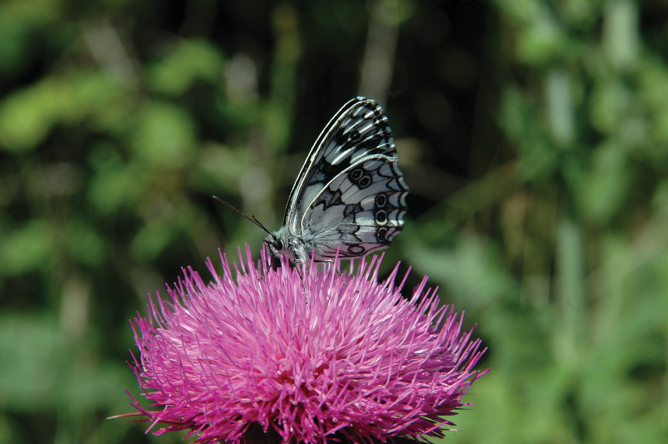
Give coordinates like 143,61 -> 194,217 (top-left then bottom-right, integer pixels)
217,97 -> 408,265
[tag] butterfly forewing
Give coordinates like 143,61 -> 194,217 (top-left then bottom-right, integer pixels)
284,97 -> 397,232
275,96 -> 408,262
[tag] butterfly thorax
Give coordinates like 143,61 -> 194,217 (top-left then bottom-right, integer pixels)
266,226 -> 318,265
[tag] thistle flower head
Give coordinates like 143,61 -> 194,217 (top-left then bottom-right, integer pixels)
126,246 -> 487,443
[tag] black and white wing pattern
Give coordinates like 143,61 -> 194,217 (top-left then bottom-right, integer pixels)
267,96 -> 409,263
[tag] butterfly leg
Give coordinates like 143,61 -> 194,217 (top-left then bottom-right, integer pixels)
294,265 -> 310,304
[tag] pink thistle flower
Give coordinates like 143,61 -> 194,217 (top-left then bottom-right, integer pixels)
124,246 -> 487,443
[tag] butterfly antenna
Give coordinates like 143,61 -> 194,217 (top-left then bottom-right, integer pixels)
212,195 -> 274,237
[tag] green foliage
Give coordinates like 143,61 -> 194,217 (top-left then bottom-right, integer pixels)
0,0 -> 666,443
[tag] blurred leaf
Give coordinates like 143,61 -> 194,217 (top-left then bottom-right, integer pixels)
0,80 -> 59,152
0,314 -> 65,410
131,101 -> 196,168
602,0 -> 638,71
62,361 -> 133,414
516,3 -> 568,65
66,220 -> 106,266
0,0 -> 60,76
406,232 -> 518,309
146,39 -> 225,96
87,144 -> 143,215
0,220 -> 53,276
130,206 -> 197,262
576,142 -> 630,224
0,70 -> 121,152
590,78 -> 634,134
499,87 -> 558,179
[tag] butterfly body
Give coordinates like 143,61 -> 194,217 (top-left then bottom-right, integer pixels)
266,97 -> 408,264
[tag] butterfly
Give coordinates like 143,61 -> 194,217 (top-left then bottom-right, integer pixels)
217,97 -> 408,265
267,96 -> 409,264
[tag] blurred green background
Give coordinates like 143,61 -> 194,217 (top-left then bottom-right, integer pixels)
1,0 -> 666,442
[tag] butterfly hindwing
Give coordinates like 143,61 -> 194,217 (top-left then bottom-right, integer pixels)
302,154 -> 408,259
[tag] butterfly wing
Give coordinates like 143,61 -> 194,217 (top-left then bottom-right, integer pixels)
302,154 -> 408,259
283,96 -> 408,260
284,97 -> 397,232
